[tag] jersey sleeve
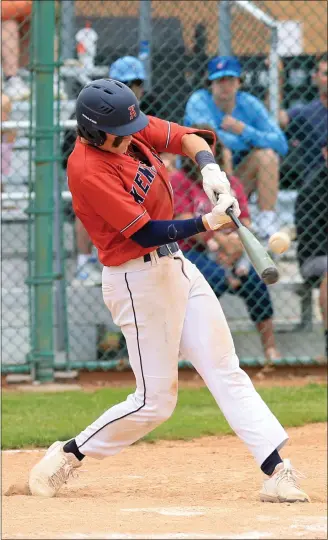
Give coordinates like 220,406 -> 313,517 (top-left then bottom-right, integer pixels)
140,116 -> 216,155
81,163 -> 150,238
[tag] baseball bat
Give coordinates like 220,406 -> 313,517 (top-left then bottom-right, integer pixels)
225,207 -> 279,285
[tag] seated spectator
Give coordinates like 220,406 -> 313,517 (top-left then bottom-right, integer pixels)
170,126 -> 281,364
109,55 -> 164,117
294,146 -> 328,357
62,114 -> 102,287
1,92 -> 16,205
109,56 -> 146,102
1,0 -> 32,100
279,53 -> 327,184
184,56 -> 288,239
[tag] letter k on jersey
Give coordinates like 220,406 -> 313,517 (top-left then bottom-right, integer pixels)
128,105 -> 137,120
130,164 -> 156,204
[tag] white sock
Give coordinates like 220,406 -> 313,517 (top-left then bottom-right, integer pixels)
77,253 -> 91,269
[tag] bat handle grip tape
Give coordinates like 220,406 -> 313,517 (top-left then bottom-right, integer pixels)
226,206 -> 242,229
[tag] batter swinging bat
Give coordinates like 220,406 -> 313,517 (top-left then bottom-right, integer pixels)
226,207 -> 279,285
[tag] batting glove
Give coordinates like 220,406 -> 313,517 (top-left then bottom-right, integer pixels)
201,164 -> 231,205
203,194 -> 240,230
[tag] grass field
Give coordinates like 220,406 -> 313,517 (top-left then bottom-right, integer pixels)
2,383 -> 327,449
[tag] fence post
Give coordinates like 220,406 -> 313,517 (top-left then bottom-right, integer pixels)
31,0 -> 56,382
61,0 -> 76,61
139,0 -> 152,92
269,25 -> 280,121
218,0 -> 232,56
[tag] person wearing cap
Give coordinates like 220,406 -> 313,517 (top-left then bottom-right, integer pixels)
184,56 -> 288,240
109,55 -> 146,102
109,55 -> 163,118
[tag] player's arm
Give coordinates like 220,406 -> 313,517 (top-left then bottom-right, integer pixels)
131,193 -> 240,248
80,162 -> 240,248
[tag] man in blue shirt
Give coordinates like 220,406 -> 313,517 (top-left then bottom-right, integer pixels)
279,53 -> 327,180
184,56 -> 288,239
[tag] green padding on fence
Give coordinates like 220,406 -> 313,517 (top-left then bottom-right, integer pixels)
2,357 -> 323,375
3,365 -> 32,374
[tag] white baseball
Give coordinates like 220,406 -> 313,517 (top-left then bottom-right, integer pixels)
268,231 -> 291,254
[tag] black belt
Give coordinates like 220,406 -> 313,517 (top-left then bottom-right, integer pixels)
143,242 -> 179,263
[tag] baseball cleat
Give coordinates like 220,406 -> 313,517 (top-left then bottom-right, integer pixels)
46,441 -> 82,469
29,441 -> 80,497
260,458 -> 310,503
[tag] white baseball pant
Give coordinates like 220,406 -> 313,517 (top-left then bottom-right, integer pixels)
75,250 -> 288,464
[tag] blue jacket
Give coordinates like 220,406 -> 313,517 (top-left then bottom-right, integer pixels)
184,89 -> 288,157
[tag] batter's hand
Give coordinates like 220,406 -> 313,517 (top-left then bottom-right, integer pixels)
203,194 -> 240,231
201,164 -> 231,205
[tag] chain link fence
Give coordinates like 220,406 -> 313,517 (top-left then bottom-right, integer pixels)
1,0 -> 327,378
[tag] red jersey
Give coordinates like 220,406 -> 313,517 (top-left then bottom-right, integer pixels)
67,116 -> 214,266
171,170 -> 250,251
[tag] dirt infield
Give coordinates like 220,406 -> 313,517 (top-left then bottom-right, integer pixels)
3,423 -> 327,539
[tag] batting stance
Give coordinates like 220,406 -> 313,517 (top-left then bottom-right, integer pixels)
29,79 -> 309,503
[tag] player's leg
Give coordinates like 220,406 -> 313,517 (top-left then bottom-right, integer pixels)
179,257 -> 309,502
29,254 -> 190,496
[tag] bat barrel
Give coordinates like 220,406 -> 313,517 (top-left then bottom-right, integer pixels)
237,225 -> 280,285
261,267 -> 279,285
225,206 -> 279,285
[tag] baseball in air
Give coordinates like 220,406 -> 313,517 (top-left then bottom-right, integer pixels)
268,231 -> 291,254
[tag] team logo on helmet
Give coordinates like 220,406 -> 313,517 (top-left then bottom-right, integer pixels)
128,104 -> 137,121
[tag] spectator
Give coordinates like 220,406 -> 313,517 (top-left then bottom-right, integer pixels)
170,126 -> 281,364
109,56 -> 146,101
279,53 -> 328,180
109,55 -> 163,117
294,146 -> 328,357
184,56 -> 288,239
62,114 -> 102,286
1,0 -> 32,100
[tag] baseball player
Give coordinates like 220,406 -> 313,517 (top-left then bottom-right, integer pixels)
29,79 -> 309,503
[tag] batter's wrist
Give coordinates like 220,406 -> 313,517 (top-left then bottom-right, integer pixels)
202,214 -> 211,231
195,150 -> 216,171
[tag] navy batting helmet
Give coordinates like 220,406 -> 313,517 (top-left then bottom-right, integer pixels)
75,78 -> 149,146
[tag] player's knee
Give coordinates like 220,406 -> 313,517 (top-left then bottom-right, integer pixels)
145,391 -> 178,424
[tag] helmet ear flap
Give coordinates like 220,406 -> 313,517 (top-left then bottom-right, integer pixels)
78,126 -> 106,147
93,130 -> 106,146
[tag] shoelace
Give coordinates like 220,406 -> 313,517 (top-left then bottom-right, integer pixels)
275,466 -> 306,489
48,458 -> 76,491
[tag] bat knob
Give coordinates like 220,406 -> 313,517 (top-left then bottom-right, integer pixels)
262,267 -> 279,285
